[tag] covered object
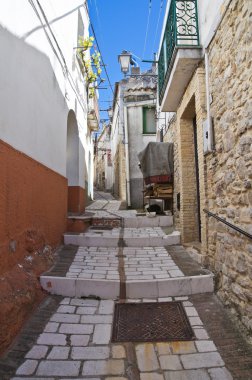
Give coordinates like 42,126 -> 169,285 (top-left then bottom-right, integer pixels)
138,142 -> 174,185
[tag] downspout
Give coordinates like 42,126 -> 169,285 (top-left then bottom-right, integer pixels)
204,49 -> 214,152
123,105 -> 131,207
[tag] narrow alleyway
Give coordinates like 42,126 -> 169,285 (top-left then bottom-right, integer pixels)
1,192 -> 252,380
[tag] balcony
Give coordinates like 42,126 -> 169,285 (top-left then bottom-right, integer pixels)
87,93 -> 100,131
158,0 -> 201,111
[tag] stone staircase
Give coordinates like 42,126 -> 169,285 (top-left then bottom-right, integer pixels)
41,212 -> 214,300
64,227 -> 181,247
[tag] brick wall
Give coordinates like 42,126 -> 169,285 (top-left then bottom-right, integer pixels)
164,67 -> 208,255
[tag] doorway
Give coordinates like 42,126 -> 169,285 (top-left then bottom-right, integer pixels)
179,97 -> 201,243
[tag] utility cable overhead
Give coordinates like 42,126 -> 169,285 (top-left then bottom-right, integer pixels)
28,0 -> 65,72
152,0 -> 163,54
87,9 -> 115,97
28,0 -> 87,113
84,1 -> 130,136
35,0 -> 67,67
142,0 -> 152,59
93,0 -> 104,46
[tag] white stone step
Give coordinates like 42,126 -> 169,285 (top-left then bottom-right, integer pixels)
64,229 -> 180,247
40,245 -> 214,299
123,215 -> 173,228
40,274 -> 214,299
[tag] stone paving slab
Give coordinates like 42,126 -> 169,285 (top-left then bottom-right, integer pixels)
2,292 -> 252,380
2,194 -> 250,379
6,296 -> 237,380
40,245 -> 214,298
86,200 -> 122,211
67,246 -> 183,281
190,293 -> 252,380
64,228 -> 181,247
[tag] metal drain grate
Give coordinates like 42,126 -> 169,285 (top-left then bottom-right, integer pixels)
112,302 -> 195,343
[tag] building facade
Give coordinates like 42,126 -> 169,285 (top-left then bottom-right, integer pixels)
110,67 -> 158,209
158,0 -> 252,332
0,0 -> 98,275
94,124 -> 113,192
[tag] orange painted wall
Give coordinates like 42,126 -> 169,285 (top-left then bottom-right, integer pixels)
68,186 -> 86,214
0,139 -> 68,275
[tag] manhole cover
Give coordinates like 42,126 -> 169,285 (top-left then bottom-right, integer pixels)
111,302 -> 195,342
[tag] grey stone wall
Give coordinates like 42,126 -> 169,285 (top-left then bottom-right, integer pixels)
206,0 -> 252,332
130,178 -> 144,209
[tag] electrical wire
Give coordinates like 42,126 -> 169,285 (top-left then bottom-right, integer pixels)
93,0 -> 104,46
84,1 -> 123,138
28,0 -> 88,113
35,0 -> 67,67
152,0 -> 164,54
84,1 -> 157,139
35,0 -> 84,106
83,0 -> 119,137
142,0 -> 152,59
28,0 -> 65,72
89,18 -> 115,97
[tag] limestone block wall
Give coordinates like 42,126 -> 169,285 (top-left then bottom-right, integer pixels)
161,0 -> 251,333
206,0 -> 252,329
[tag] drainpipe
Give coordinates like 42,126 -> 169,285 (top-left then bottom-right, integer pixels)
123,105 -> 131,207
204,49 -> 214,152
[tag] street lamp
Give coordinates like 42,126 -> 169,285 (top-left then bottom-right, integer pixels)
118,50 -> 132,75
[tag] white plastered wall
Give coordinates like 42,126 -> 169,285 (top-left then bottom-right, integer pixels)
0,0 -> 94,194
127,103 -> 157,180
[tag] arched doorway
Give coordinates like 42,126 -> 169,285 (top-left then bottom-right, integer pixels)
66,110 -> 85,213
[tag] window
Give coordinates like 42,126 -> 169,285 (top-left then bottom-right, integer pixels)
143,107 -> 156,134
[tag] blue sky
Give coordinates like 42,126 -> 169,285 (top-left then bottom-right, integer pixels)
87,0 -> 166,123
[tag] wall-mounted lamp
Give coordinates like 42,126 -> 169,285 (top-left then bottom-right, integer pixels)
118,50 -> 132,75
118,50 -> 157,79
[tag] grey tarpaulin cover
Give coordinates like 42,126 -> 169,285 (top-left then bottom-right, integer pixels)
138,142 -> 174,179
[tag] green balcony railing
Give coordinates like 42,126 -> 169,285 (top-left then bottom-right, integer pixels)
158,0 -> 200,104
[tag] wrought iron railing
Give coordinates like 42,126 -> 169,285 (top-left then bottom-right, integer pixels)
203,209 -> 252,240
158,0 -> 200,104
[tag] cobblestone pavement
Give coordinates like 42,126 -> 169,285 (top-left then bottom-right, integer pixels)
86,198 -> 122,212
2,293 -> 252,380
6,297 -> 236,380
66,247 -> 183,281
2,192 -> 252,379
77,227 -> 166,239
86,191 -> 132,216
81,210 -> 137,218
93,191 -> 116,201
